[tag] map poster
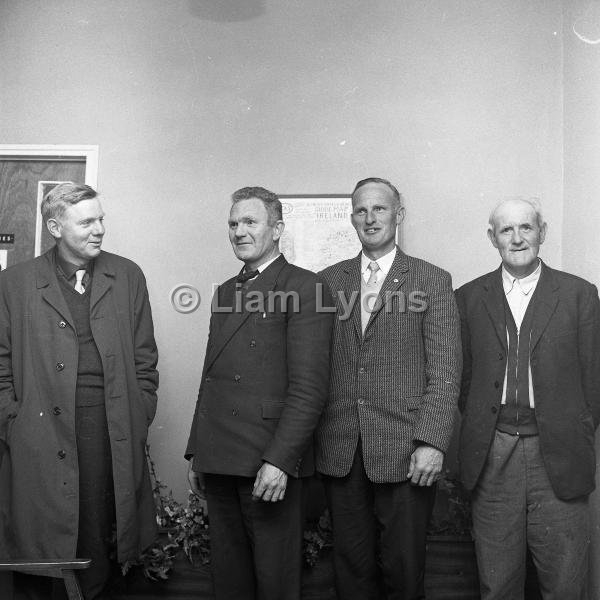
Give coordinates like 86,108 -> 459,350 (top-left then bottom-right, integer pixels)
279,195 -> 361,273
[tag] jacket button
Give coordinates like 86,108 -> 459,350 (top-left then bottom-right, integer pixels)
234,374 -> 241,382
232,409 -> 238,416
205,376 -> 212,383
498,353 -> 503,360
58,321 -> 67,329
494,381 -> 500,388
491,406 -> 498,414
358,367 -> 365,374
250,340 -> 256,348
56,362 -> 65,371
53,406 -> 62,416
57,450 -> 66,459
357,398 -> 364,405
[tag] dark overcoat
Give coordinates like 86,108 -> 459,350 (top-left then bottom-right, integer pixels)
0,249 -> 159,561
455,262 -> 600,500
315,249 -> 462,483
186,255 -> 333,478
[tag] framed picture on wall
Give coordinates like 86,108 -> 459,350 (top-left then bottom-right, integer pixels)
279,194 -> 359,273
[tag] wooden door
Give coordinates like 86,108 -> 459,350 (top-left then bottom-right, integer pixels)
0,158 -> 86,269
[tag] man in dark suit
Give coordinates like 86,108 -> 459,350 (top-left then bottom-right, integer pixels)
316,178 -> 462,600
186,186 -> 333,600
456,198 -> 600,599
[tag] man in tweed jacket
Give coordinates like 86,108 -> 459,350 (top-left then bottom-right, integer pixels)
316,178 -> 462,600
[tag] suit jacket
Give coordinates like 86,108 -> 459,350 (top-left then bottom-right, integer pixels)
0,249 -> 159,561
186,255 -> 333,478
315,248 -> 462,483
455,262 -> 600,500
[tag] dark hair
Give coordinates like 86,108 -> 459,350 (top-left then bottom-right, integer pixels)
41,182 -> 98,223
231,186 -> 282,225
352,177 -> 402,209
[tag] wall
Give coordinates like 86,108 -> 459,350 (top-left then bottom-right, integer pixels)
0,0 -> 564,501
562,0 -> 600,595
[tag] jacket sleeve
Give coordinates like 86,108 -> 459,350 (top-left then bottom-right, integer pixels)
132,268 -> 159,426
578,283 -> 600,428
261,275 -> 334,475
0,272 -> 15,449
412,271 -> 462,453
455,286 -> 472,415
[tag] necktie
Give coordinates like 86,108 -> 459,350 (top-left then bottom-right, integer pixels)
74,269 -> 86,294
236,269 -> 259,284
366,261 -> 380,286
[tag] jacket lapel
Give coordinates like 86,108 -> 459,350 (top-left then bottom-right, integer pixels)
364,248 -> 409,336
90,252 -> 115,313
481,267 -> 508,351
340,253 -> 363,341
37,250 -> 75,329
205,255 -> 287,371
529,262 -> 559,353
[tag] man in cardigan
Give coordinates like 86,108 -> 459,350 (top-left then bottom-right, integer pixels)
186,187 -> 332,600
0,183 -> 159,599
456,198 -> 600,599
316,178 -> 462,600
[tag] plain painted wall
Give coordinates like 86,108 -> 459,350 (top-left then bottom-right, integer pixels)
562,0 -> 600,594
0,0 -> 564,502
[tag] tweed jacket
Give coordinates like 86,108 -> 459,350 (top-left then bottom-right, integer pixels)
315,248 -> 462,483
456,262 -> 600,500
186,255 -> 333,479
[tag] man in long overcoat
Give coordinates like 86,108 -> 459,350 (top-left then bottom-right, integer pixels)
0,182 -> 159,599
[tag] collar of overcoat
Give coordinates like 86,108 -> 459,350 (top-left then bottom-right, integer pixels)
205,254 -> 288,371
36,249 -> 116,329
481,260 -> 559,353
343,246 -> 410,340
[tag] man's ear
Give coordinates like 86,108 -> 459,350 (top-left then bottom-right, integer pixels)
487,227 -> 499,249
539,222 -> 548,245
272,220 -> 285,242
396,206 -> 406,226
46,218 -> 62,240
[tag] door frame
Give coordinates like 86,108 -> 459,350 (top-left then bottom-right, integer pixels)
0,144 -> 99,187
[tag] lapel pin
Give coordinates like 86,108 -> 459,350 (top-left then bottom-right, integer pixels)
393,278 -> 399,283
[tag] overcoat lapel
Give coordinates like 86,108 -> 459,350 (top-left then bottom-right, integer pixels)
481,267 -> 508,351
205,255 -> 287,371
36,250 -> 75,330
364,248 -> 409,336
529,263 -> 559,353
90,252 -> 115,314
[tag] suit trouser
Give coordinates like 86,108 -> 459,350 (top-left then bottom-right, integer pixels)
322,443 -> 435,600
204,473 -> 304,600
472,430 -> 590,600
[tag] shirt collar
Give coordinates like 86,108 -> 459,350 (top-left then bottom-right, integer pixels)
251,253 -> 281,274
361,246 -> 397,276
54,246 -> 92,281
502,259 -> 541,296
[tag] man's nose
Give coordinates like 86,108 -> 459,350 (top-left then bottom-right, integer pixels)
234,224 -> 247,237
365,210 -> 376,224
511,229 -> 523,244
93,221 -> 105,236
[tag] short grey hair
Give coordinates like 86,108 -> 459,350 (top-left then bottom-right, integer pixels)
41,182 -> 98,224
488,198 -> 545,233
352,177 -> 403,210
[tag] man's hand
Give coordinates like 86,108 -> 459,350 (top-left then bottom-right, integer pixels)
188,462 -> 206,499
407,445 -> 444,486
252,462 -> 287,502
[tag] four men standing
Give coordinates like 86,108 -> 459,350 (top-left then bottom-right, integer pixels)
1,180 -> 597,599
